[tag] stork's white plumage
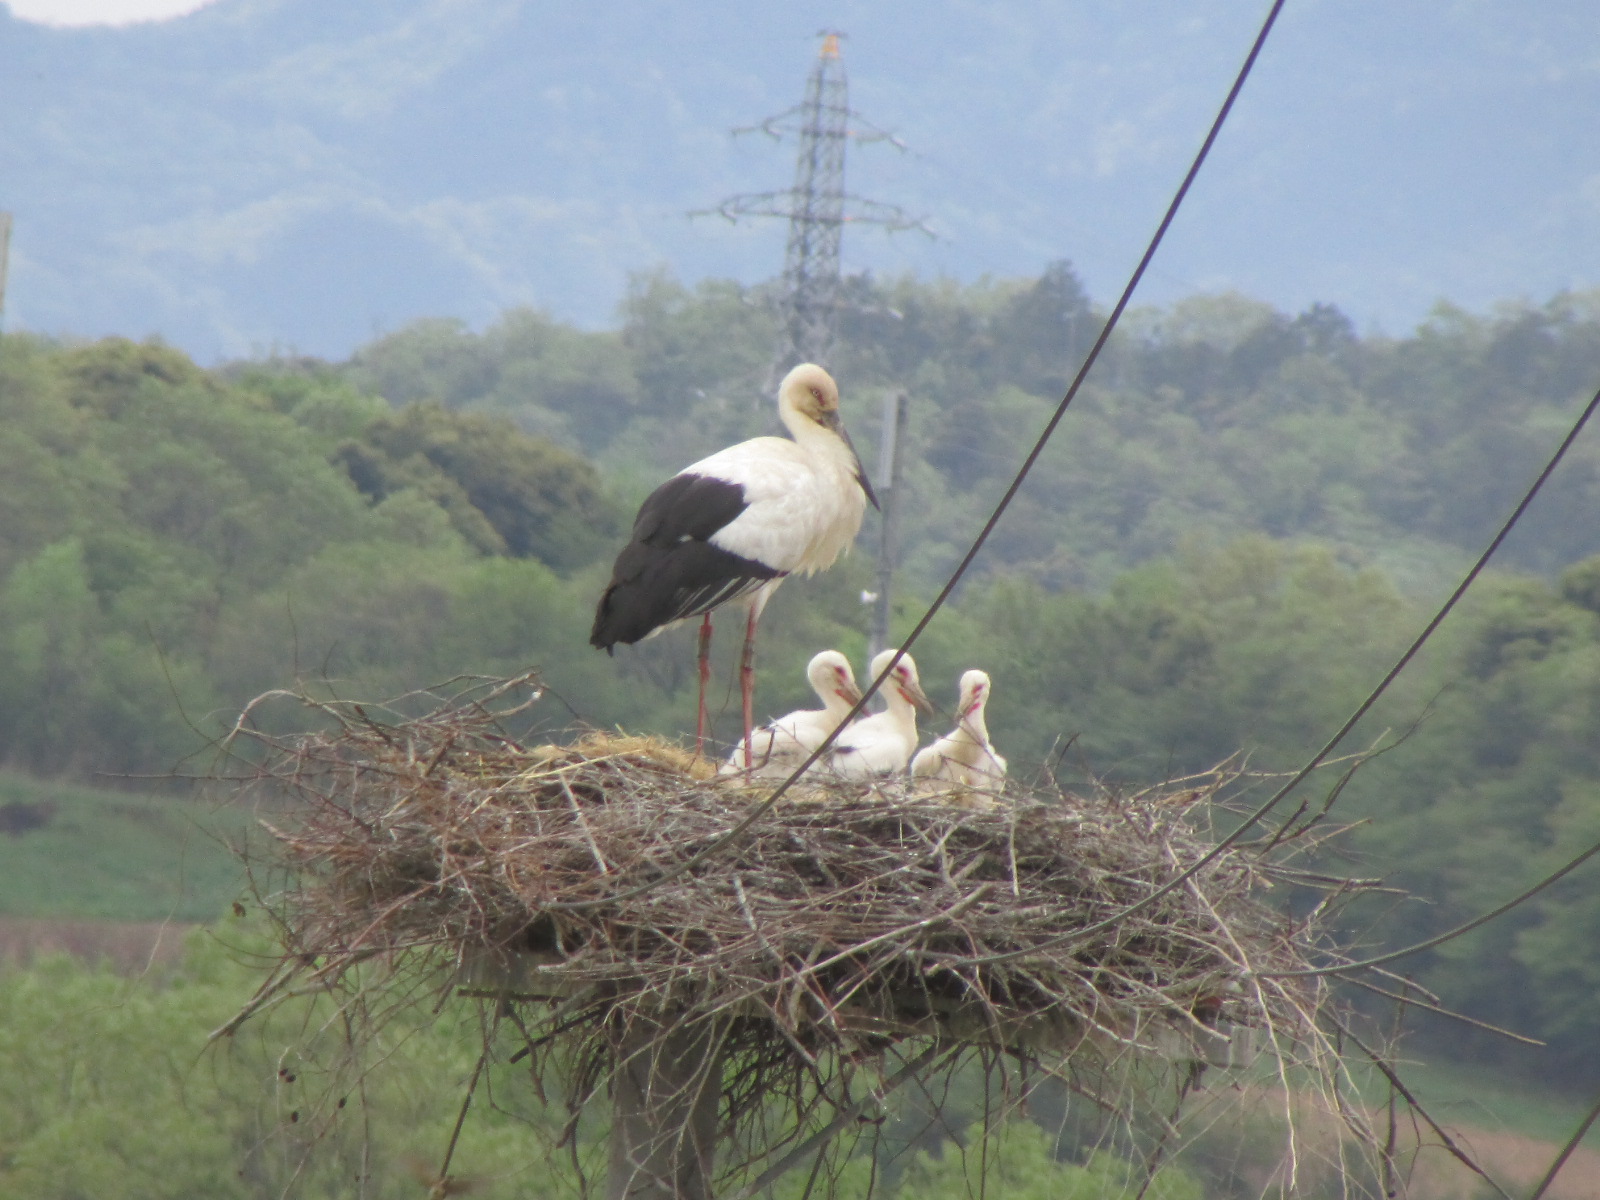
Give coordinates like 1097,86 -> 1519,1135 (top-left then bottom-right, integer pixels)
912,670 -> 1008,788
590,364 -> 877,759
822,649 -> 933,780
719,649 -> 863,778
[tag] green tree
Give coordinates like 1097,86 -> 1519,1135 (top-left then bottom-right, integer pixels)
479,308 -> 642,453
336,403 -> 617,568
898,1120 -> 1202,1200
620,271 -> 776,414
0,933 -> 571,1199
346,316 -> 494,408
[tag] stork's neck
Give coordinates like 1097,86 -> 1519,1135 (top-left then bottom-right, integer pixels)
955,704 -> 990,748
781,405 -> 858,475
884,690 -> 921,737
820,688 -> 856,722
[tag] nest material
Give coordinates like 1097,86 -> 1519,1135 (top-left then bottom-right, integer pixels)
237,677 -> 1332,1067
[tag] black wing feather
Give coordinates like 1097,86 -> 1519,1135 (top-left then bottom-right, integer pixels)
590,472 -> 785,650
631,473 -> 750,545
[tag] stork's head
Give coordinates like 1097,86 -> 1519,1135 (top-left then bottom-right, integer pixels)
779,362 -> 841,425
869,648 -> 934,714
958,670 -> 992,720
807,649 -> 863,707
778,362 -> 880,511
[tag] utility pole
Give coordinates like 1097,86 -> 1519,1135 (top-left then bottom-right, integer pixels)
867,389 -> 908,662
0,213 -> 12,330
700,32 -> 928,377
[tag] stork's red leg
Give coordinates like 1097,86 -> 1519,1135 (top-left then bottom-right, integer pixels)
739,607 -> 758,776
696,613 -> 713,755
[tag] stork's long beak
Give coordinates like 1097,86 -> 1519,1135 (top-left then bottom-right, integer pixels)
901,676 -> 934,714
847,429 -> 881,510
837,680 -> 865,707
825,413 -> 880,510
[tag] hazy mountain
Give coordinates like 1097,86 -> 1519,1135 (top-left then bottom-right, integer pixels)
4,0 -> 1600,362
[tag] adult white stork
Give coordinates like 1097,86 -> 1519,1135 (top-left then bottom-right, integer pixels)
718,649 -> 863,778
822,648 -> 933,780
911,669 -> 1008,787
590,363 -> 878,758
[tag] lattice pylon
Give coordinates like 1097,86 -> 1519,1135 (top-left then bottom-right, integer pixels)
699,32 -> 929,380
778,33 -> 848,369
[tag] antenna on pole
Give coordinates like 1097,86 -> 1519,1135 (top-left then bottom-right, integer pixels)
697,32 -> 930,377
866,388 -> 909,663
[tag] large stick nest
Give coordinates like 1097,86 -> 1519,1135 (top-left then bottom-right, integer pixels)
230,674 -> 1349,1074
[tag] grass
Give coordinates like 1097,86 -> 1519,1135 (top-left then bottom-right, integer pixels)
1370,1055 -> 1600,1148
0,770 -> 247,921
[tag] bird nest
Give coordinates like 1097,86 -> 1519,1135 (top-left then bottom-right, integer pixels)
221,673 -> 1388,1192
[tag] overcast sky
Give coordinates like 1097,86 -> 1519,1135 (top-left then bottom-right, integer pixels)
7,1 -> 1600,361
4,0 -> 213,23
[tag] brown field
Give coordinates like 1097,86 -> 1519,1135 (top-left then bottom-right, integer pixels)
0,915 -> 196,973
1210,1084 -> 1600,1200
1404,1127 -> 1600,1200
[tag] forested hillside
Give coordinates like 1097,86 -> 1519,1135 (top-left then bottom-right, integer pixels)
349,266 -> 1600,589
6,265 -> 1600,1082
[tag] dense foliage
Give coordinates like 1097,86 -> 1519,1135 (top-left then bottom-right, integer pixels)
0,336 -> 635,776
0,934 -> 1217,1200
0,933 -> 566,1200
6,266 -> 1600,1089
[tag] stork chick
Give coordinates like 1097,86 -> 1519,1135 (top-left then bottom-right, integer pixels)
912,669 -> 1008,788
823,649 -> 933,780
720,650 -> 864,778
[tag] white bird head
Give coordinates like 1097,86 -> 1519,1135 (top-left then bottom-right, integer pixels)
778,363 -> 880,510
779,362 -> 837,415
958,670 -> 992,721
807,649 -> 863,707
868,648 -> 934,714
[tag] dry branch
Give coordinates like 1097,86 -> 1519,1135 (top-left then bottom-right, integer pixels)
222,674 -> 1393,1195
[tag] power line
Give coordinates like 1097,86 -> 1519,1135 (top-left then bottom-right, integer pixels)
762,0 -> 1292,775
803,0 -> 1600,967
952,376 -> 1600,969
1262,824 -> 1600,980
1529,1086 -> 1600,1200
554,0 -> 1292,914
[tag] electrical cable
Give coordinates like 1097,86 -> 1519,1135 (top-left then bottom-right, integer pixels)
1262,826 -> 1600,979
547,0 -> 1292,913
945,376 -> 1600,968
1528,1085 -> 1600,1200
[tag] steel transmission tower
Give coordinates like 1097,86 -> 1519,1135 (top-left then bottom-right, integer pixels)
703,32 -> 928,374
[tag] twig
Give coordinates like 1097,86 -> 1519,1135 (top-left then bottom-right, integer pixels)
1343,975 -> 1543,1046
1528,1086 -> 1600,1200
727,1041 -> 958,1200
1339,1020 -> 1514,1200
